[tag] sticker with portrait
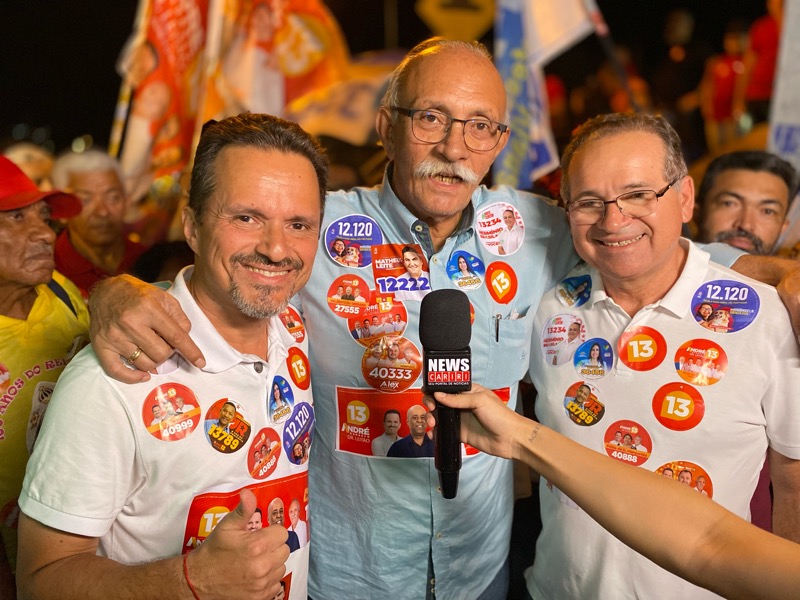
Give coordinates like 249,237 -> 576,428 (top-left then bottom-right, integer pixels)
361,336 -> 422,393
142,382 -> 201,442
371,243 -> 431,301
541,314 -> 586,367
204,398 -> 251,454
656,460 -> 713,498
604,420 -> 652,466
674,339 -> 728,386
248,427 -> 282,480
555,274 -> 592,308
562,381 -> 605,426
279,305 -> 305,344
475,202 -> 525,256
282,402 -> 314,466
269,375 -> 295,423
324,214 -> 382,268
573,338 -> 614,379
447,250 -> 485,291
347,298 -> 408,345
326,274 -> 370,319
691,279 -> 760,333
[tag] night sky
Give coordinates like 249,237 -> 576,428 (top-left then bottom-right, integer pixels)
0,0 -> 768,153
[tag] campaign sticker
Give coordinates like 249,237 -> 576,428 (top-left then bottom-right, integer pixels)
573,338 -> 613,379
348,300 -> 408,345
278,305 -> 305,344
286,347 -> 311,390
326,274 -> 370,319
555,274 -> 592,308
0,362 -> 10,393
283,402 -> 314,465
541,314 -> 586,367
475,202 -> 525,256
485,261 -> 518,304
617,326 -> 667,371
691,279 -> 760,333
372,244 -> 431,301
604,420 -> 652,466
652,382 -> 705,431
675,339 -> 727,386
447,251 -> 485,291
204,398 -> 251,453
325,214 -> 382,268
248,427 -> 282,480
143,382 -> 201,442
362,336 -> 422,393
657,460 -> 713,498
269,376 -> 295,423
563,382 -> 605,426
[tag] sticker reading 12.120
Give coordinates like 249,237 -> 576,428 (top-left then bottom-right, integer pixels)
691,279 -> 760,333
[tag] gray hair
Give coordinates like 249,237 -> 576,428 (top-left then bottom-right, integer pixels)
560,113 -> 688,203
51,149 -> 123,190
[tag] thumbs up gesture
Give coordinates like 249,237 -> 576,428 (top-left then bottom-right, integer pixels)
186,488 -> 289,599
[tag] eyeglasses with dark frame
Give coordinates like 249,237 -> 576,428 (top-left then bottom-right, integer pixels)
391,106 -> 509,152
566,179 -> 680,225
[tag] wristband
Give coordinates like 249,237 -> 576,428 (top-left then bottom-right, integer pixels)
183,552 -> 201,600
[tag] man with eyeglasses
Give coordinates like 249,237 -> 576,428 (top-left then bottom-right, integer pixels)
527,112 -> 800,600
81,38 -> 799,599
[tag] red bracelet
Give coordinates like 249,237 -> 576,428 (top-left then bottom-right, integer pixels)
183,552 -> 201,600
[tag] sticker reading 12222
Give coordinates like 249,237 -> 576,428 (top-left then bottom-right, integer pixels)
691,279 -> 759,333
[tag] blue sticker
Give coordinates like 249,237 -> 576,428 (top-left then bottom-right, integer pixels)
556,275 -> 592,308
269,376 -> 295,423
447,251 -> 485,291
283,402 -> 315,465
573,338 -> 614,380
325,214 -> 383,268
691,279 -> 760,333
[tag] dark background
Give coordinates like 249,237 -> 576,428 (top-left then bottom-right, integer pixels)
0,0 -> 768,153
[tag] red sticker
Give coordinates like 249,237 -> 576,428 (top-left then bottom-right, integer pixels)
279,306 -> 305,344
651,382 -> 705,431
362,336 -> 422,393
485,261 -> 518,304
347,296 -> 408,345
203,399 -> 251,453
142,383 -> 201,441
247,427 -> 282,480
286,347 -> 311,390
657,460 -> 714,499
617,326 -> 667,371
326,275 -> 370,319
603,420 -> 652,466
674,339 -> 728,386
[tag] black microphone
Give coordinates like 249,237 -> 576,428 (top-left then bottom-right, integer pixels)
419,289 -> 472,499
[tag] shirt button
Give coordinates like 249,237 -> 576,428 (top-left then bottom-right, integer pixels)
414,224 -> 423,232
435,532 -> 442,539
430,578 -> 436,585
254,363 -> 263,373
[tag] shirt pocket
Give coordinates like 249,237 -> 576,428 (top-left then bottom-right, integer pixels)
479,313 -> 533,390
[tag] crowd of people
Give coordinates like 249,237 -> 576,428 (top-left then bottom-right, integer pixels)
1,2 -> 799,598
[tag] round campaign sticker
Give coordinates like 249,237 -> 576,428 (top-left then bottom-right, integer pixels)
651,381 -> 705,431
0,362 -> 10,393
248,427 -> 282,480
204,398 -> 251,454
657,460 -> 713,498
142,382 -> 201,442
563,381 -> 605,426
555,274 -> 592,308
475,202 -> 525,256
617,326 -> 667,371
351,297 -> 409,346
485,261 -> 518,304
604,420 -> 652,466
447,251 -> 485,291
269,375 -> 295,423
362,336 -> 422,393
324,214 -> 383,268
283,402 -> 315,465
278,306 -> 305,344
541,314 -> 586,367
691,279 -> 760,333
674,339 -> 727,386
326,274 -> 370,319
573,338 -> 614,379
286,347 -> 311,390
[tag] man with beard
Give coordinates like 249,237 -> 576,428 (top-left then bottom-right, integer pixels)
51,150 -> 145,297
699,150 -> 798,255
16,114 -> 325,599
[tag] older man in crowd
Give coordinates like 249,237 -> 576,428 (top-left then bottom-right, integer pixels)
0,157 -> 88,596
528,112 -> 800,599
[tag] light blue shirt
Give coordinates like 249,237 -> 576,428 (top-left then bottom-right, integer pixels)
296,167 -> 578,599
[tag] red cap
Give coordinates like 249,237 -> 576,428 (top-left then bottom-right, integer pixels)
0,156 -> 81,218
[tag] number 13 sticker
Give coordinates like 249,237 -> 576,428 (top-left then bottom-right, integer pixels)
617,326 -> 666,371
652,382 -> 705,431
486,261 -> 518,304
